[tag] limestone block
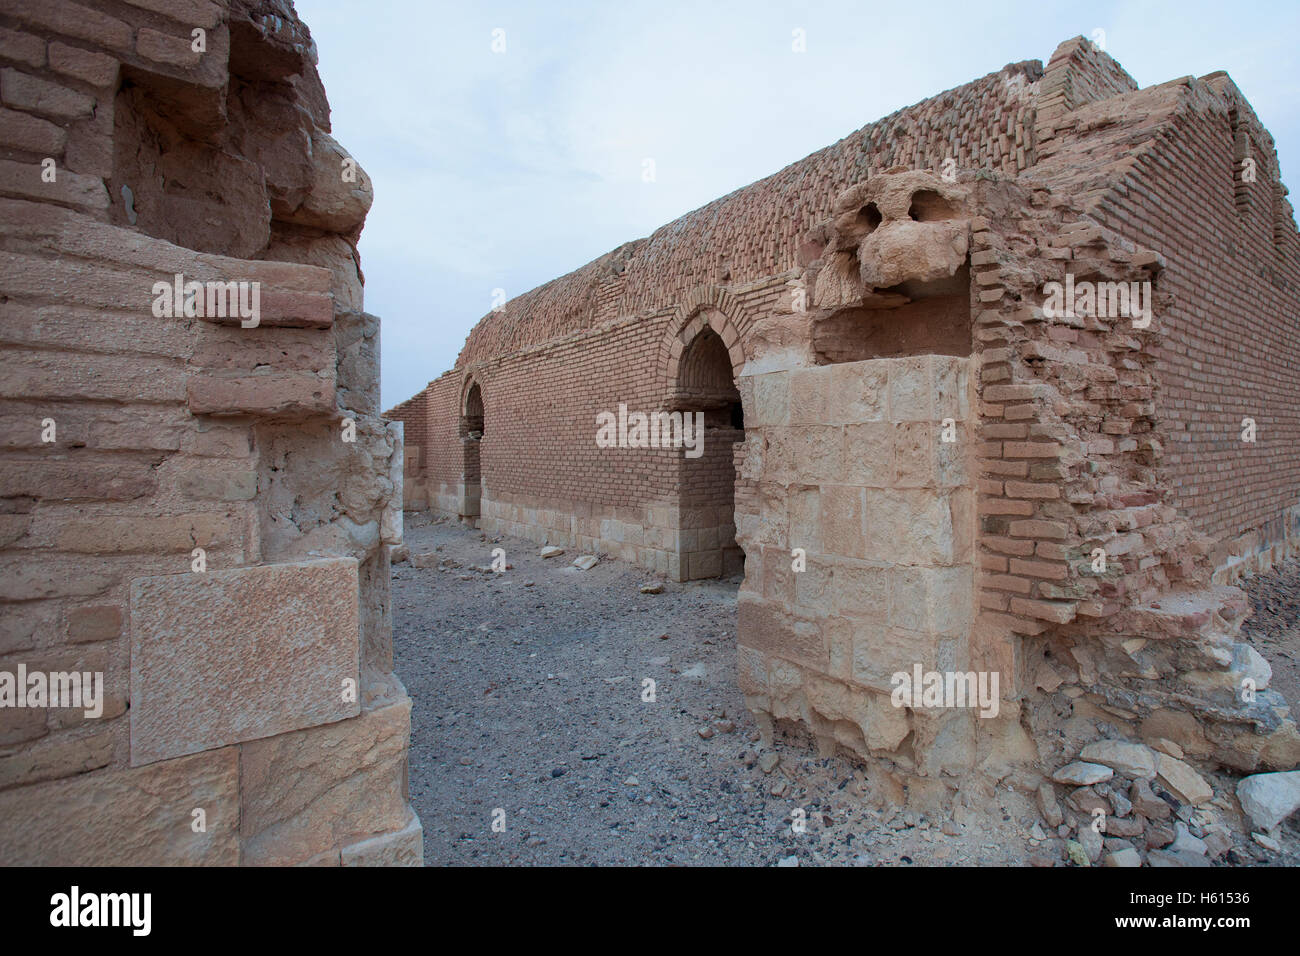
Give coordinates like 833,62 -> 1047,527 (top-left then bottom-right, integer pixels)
737,595 -> 823,667
761,426 -> 799,483
0,748 -> 239,865
341,809 -> 423,866
843,423 -> 894,487
936,433 -> 970,487
886,355 -> 933,423
813,261 -> 863,309
278,131 -> 374,233
240,697 -> 412,866
787,368 -> 829,425
688,550 -> 721,579
382,420 -> 404,546
786,487 -> 822,553
820,485 -> 867,559
736,644 -> 769,694
752,372 -> 789,427
0,159 -> 107,213
800,426 -> 844,482
828,361 -> 887,424
852,623 -> 938,687
130,557 -> 361,766
888,565 -> 973,635
933,357 -> 972,421
793,557 -> 832,610
186,371 -> 335,418
858,220 -> 968,289
831,564 -> 888,618
865,489 -> 956,566
894,421 -> 938,487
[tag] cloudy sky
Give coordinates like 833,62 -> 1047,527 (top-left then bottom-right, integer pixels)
296,0 -> 1300,410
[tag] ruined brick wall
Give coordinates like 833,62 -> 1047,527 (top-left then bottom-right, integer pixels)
964,165 -> 1299,777
1031,66 -> 1300,578
390,61 -> 1048,573
472,314 -> 680,568
0,0 -> 420,865
381,37 -> 1300,787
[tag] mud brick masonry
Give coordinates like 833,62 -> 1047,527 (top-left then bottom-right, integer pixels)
391,39 -> 1300,799
0,1 -> 419,864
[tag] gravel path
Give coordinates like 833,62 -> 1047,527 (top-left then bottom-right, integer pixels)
393,515 -> 1042,866
393,515 -> 1300,866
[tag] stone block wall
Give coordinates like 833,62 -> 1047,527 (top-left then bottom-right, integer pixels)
0,0 -> 420,865
735,355 -> 977,772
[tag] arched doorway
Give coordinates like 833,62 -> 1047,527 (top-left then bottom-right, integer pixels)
672,325 -> 745,580
459,380 -> 483,526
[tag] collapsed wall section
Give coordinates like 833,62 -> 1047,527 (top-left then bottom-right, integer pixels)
1030,64 -> 1300,580
965,172 -> 1300,780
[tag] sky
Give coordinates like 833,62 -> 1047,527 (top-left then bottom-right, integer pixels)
296,0 -> 1300,411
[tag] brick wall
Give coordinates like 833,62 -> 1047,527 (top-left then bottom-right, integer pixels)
1033,66 -> 1300,577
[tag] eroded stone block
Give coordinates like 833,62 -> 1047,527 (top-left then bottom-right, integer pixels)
130,557 -> 360,765
341,808 -> 423,866
239,696 -> 411,866
0,748 -> 239,865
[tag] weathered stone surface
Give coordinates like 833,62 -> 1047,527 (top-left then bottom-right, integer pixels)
0,748 -> 239,865
1079,740 -> 1157,779
240,696 -> 412,866
0,0 -> 418,868
340,809 -> 423,866
277,130 -> 374,232
130,558 -> 361,765
1037,782 -> 1064,827
1052,761 -> 1113,786
1103,847 -> 1142,867
1236,771 -> 1300,831
1154,752 -> 1213,806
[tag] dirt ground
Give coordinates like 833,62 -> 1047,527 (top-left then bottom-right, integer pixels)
1240,556 -> 1300,707
392,515 -> 1300,866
